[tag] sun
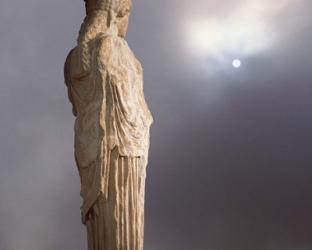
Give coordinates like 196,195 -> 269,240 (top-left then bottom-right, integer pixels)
232,59 -> 241,68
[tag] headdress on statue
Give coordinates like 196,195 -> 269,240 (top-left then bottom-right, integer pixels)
84,0 -> 132,17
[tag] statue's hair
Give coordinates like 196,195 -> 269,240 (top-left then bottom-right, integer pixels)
85,0 -> 132,16
78,0 -> 132,72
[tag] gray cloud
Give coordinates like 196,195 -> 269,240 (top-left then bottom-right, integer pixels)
0,0 -> 312,249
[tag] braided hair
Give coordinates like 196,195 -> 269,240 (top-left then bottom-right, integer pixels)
78,0 -> 132,72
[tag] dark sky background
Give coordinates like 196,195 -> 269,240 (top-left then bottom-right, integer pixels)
1,0 -> 312,249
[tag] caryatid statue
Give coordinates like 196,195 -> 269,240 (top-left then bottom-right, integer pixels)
64,0 -> 153,249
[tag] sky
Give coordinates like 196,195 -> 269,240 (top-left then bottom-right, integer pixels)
0,0 -> 312,249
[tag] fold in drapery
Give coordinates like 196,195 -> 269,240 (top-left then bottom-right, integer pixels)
85,147 -> 146,250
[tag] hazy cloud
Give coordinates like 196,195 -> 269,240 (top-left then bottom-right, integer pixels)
0,0 -> 312,249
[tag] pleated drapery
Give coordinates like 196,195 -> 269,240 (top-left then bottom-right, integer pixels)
85,147 -> 146,250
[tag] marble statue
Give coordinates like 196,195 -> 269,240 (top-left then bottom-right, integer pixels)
64,0 -> 153,249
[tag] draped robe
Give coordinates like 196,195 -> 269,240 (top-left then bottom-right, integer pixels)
64,33 -> 153,250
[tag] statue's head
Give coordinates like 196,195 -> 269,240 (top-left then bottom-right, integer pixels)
84,0 -> 132,37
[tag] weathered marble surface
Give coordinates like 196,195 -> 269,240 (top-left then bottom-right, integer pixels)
64,0 -> 153,249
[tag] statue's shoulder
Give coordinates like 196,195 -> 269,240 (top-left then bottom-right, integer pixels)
64,46 -> 85,80
96,34 -> 131,67
64,47 -> 77,84
65,46 -> 79,65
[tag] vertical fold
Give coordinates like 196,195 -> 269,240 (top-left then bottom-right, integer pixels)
85,150 -> 147,250
124,157 -> 130,249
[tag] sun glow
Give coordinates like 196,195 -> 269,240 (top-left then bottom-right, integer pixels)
185,0 -> 287,62
188,18 -> 270,57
